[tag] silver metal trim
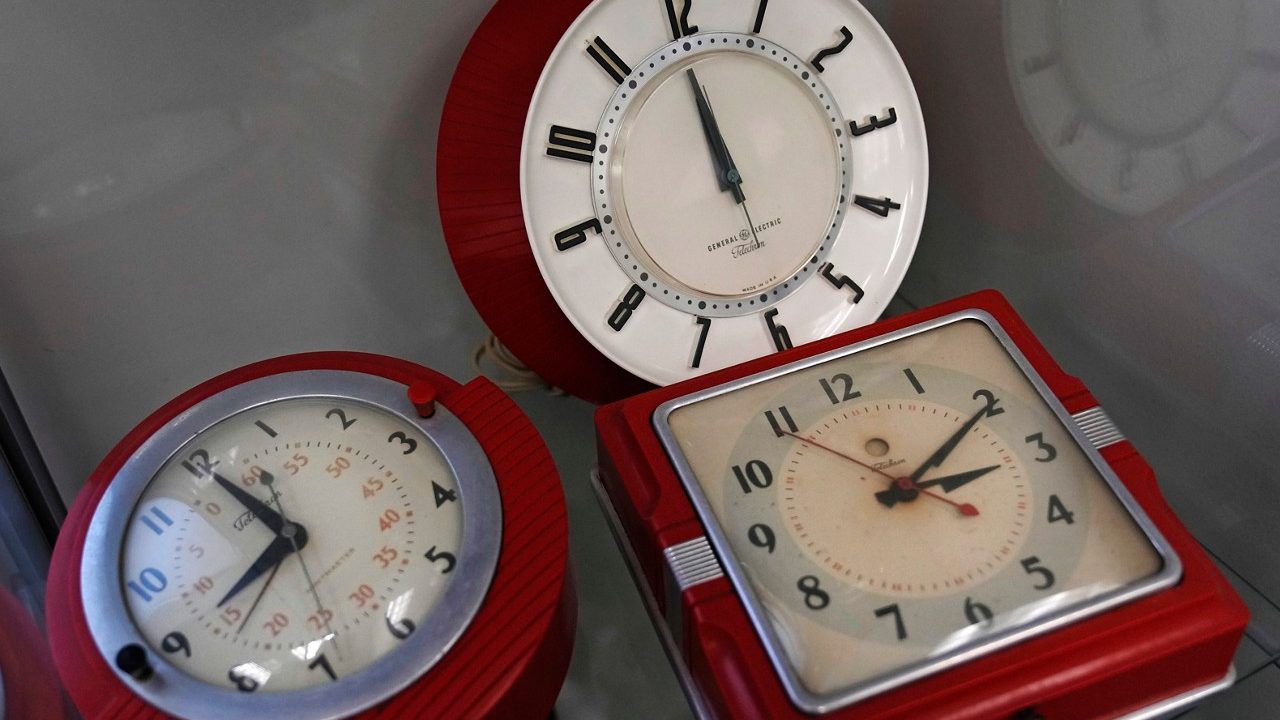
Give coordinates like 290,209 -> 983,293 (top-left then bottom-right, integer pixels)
1117,665 -> 1236,720
80,370 -> 502,720
652,308 -> 1183,714
589,469 -> 715,720
664,536 -> 724,592
1072,406 -> 1126,449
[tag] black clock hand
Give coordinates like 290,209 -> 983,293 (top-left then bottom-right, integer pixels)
907,401 -> 997,483
217,526 -> 306,608
686,68 -> 746,203
875,464 -> 1000,507
211,472 -> 285,535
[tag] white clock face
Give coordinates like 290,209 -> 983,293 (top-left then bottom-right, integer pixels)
658,316 -> 1176,709
120,397 -> 463,693
522,0 -> 927,385
1006,0 -> 1280,215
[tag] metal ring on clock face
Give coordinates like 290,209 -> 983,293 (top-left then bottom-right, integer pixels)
593,32 -> 852,317
79,370 -> 502,720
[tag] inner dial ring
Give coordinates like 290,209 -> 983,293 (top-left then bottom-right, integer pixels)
781,401 -> 1031,598
593,32 -> 851,318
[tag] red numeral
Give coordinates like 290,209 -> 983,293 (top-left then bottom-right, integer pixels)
241,465 -> 265,486
326,457 -> 351,478
285,453 -> 309,476
378,508 -> 401,532
263,612 -> 289,637
362,477 -> 384,499
349,584 -> 375,608
192,576 -> 214,594
372,545 -> 399,569
220,607 -> 242,626
307,608 -> 334,631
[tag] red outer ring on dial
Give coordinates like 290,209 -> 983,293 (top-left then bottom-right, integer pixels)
46,351 -> 574,720
437,0 -> 652,404
595,289 -> 1248,720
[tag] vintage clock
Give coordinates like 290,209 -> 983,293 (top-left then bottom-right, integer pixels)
594,290 -> 1247,719
46,352 -> 574,719
439,0 -> 928,402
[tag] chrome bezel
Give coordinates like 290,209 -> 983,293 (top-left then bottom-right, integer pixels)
81,370 -> 502,720
652,308 -> 1182,714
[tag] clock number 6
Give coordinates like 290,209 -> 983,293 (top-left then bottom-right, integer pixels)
797,575 -> 829,610
1021,556 -> 1056,590
764,308 -> 793,351
964,596 -> 994,626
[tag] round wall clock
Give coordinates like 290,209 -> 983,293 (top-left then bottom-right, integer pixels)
594,290 -> 1246,719
439,0 -> 927,402
46,352 -> 574,719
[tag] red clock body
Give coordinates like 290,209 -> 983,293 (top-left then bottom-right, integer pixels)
595,290 -> 1246,719
47,352 -> 574,719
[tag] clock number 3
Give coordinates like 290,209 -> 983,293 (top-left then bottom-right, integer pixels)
387,431 -> 417,455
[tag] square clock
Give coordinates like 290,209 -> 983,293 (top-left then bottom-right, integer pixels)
594,290 -> 1247,720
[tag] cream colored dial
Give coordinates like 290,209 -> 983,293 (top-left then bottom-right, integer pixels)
664,318 -> 1167,700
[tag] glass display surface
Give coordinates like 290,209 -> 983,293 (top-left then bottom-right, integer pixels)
659,316 -> 1175,704
120,397 -> 462,692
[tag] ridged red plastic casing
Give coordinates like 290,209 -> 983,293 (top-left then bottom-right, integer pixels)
437,0 -> 651,404
595,290 -> 1247,719
46,352 -> 574,720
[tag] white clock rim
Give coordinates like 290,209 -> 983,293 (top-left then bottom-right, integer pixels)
650,308 -> 1183,713
519,0 -> 929,386
79,370 -> 502,720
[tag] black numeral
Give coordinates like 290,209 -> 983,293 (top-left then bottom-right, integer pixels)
160,631 -> 191,657
764,308 -> 792,351
819,263 -> 865,303
1047,494 -> 1075,524
664,0 -> 697,39
180,449 -> 217,479
425,545 -> 457,574
432,481 -> 458,508
691,316 -> 711,368
903,368 -> 925,394
254,420 -> 277,437
853,194 -> 902,217
747,523 -> 776,552
763,406 -> 797,437
732,460 -> 773,493
964,596 -> 994,625
973,389 -> 1005,417
587,36 -> 631,84
875,603 -> 907,640
386,616 -> 416,640
752,0 -> 768,33
811,26 -> 853,73
850,107 -> 897,137
387,432 -> 417,455
325,408 -> 356,430
798,575 -> 830,610
546,125 -> 596,163
819,373 -> 861,404
1021,556 -> 1056,590
1025,432 -> 1057,462
308,653 -> 338,681
608,284 -> 645,331
553,218 -> 601,252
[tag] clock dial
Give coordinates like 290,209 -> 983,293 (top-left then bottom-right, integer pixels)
120,397 -> 462,692
523,0 -> 927,385
659,316 -> 1170,702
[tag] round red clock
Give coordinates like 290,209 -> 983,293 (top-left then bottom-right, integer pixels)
439,0 -> 928,402
46,352 -> 574,719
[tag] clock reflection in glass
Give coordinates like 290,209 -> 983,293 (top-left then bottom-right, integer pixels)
120,398 -> 462,692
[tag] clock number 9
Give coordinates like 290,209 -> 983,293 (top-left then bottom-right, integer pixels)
797,575 -> 830,610
160,631 -> 191,658
747,523 -> 776,553
732,461 -> 773,494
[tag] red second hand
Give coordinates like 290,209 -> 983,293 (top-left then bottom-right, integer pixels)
780,430 -> 980,517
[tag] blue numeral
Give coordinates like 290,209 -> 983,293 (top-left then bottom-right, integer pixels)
127,568 -> 168,602
139,506 -> 174,535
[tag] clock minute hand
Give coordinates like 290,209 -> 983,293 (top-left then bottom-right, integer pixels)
907,404 -> 993,483
216,528 -> 305,608
875,464 -> 1000,507
686,68 -> 746,203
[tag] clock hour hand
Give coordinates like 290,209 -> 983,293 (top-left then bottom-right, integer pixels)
875,464 -> 1000,507
906,402 -> 995,483
686,68 -> 746,203
211,471 -> 286,535
216,525 -> 307,608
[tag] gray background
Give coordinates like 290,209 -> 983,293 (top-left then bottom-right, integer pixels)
0,0 -> 1276,717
